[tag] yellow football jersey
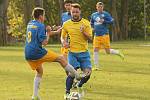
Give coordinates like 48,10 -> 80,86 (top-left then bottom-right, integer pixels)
61,18 -> 92,52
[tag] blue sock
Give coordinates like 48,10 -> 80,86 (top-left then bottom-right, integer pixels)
78,75 -> 90,87
66,75 -> 74,94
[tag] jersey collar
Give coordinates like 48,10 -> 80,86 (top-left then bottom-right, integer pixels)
71,18 -> 82,22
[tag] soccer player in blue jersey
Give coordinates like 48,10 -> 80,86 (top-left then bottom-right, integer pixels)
61,0 -> 72,24
90,2 -> 124,70
24,7 -> 82,100
61,3 -> 92,99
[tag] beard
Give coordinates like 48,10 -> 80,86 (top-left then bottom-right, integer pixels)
72,16 -> 80,21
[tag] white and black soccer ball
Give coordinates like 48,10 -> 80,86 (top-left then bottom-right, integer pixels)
69,92 -> 80,100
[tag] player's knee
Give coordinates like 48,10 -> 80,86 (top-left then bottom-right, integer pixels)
94,48 -> 99,52
56,55 -> 66,63
37,72 -> 43,77
36,66 -> 43,77
56,55 -> 68,67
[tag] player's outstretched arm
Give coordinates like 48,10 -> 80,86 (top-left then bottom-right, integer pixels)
51,26 -> 62,35
42,25 -> 51,46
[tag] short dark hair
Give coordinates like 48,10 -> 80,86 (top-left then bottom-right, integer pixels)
32,7 -> 45,19
71,3 -> 81,10
64,0 -> 73,4
96,2 -> 104,6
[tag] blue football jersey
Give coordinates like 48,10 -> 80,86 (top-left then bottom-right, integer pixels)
61,12 -> 71,25
25,20 -> 47,60
90,11 -> 114,36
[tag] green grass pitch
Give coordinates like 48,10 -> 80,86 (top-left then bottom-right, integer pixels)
0,41 -> 150,100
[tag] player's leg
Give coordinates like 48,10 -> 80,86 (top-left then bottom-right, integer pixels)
44,50 -> 80,79
78,68 -> 91,87
61,47 -> 69,75
55,55 -> 81,79
27,60 -> 43,100
78,68 -> 91,97
64,52 -> 79,99
104,35 -> 117,54
61,47 -> 77,88
32,65 -> 43,100
64,74 -> 75,99
78,51 -> 92,87
104,35 -> 124,60
93,47 -> 100,69
65,52 -> 79,92
93,36 -> 102,70
77,51 -> 92,97
105,48 -> 124,60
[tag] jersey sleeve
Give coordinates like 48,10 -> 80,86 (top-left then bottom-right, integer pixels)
90,14 -> 94,28
61,13 -> 64,25
61,24 -> 68,39
104,12 -> 114,24
38,24 -> 47,43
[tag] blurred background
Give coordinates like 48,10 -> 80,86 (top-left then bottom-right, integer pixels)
0,0 -> 150,46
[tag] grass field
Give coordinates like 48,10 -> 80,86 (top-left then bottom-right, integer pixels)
0,41 -> 150,100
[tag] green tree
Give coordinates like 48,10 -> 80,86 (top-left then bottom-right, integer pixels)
4,0 -> 150,46
7,0 -> 26,42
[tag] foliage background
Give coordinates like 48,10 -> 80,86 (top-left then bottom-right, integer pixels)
0,0 -> 150,45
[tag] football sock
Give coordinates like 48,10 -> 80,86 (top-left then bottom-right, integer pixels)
66,75 -> 74,94
94,51 -> 99,67
33,76 -> 41,97
78,75 -> 90,87
110,49 -> 119,55
65,64 -> 78,77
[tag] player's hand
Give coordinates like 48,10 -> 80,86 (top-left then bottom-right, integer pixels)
62,41 -> 69,48
80,24 -> 85,33
80,25 -> 91,40
80,25 -> 87,37
56,26 -> 62,33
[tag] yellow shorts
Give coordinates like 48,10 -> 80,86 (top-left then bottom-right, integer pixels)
93,34 -> 110,49
61,47 -> 69,56
27,50 -> 59,70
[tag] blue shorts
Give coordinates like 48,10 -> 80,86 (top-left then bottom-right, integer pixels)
68,51 -> 92,69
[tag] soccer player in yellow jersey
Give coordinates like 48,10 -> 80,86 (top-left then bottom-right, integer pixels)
61,3 -> 92,99
60,0 -> 72,76
60,0 -> 72,60
24,7 -> 82,100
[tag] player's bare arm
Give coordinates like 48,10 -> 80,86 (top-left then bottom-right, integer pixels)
61,36 -> 69,49
42,25 -> 51,45
51,26 -> 62,35
42,26 -> 62,46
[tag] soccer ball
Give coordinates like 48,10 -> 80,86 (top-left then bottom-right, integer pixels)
69,92 -> 80,100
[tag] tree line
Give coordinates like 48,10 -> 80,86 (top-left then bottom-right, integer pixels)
0,0 -> 150,46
